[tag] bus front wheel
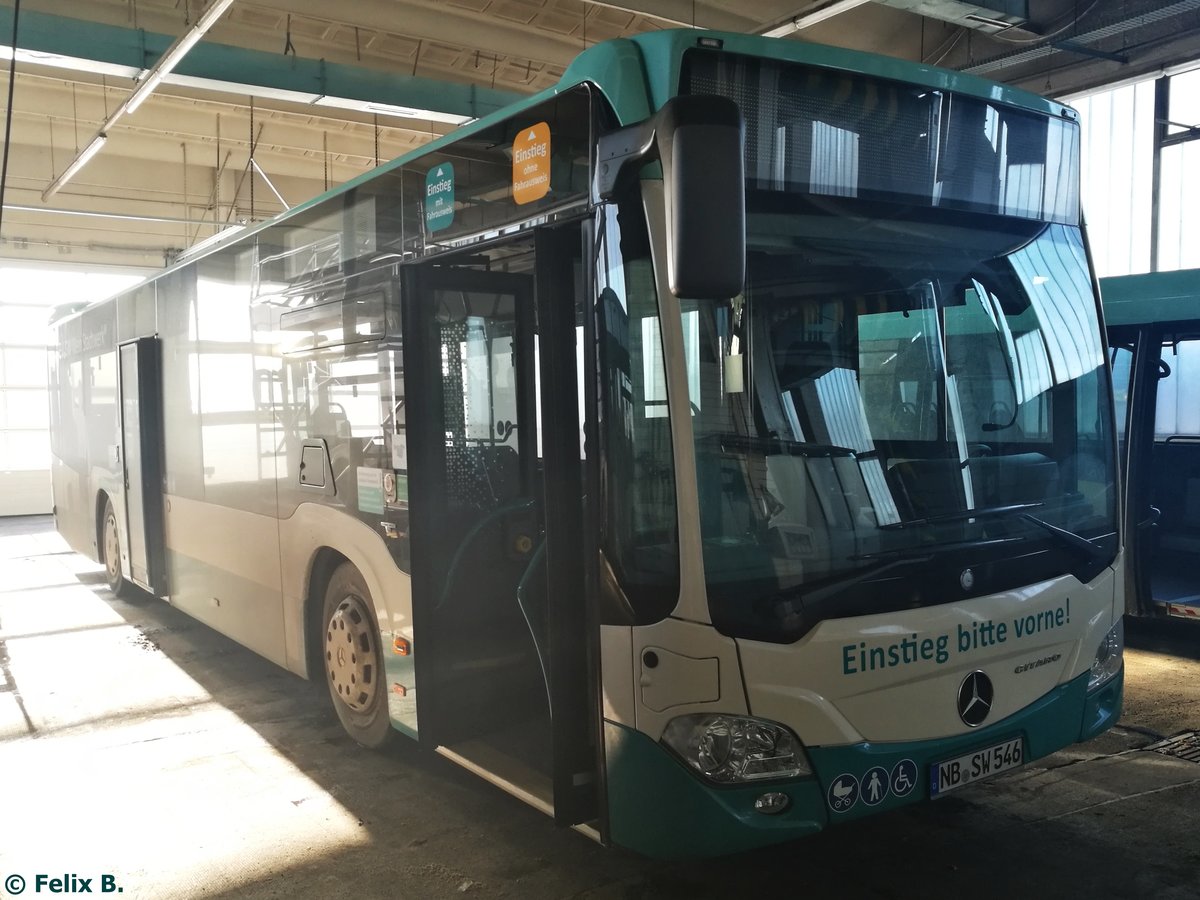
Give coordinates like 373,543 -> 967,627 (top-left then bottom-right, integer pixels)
101,499 -> 133,599
322,562 -> 396,749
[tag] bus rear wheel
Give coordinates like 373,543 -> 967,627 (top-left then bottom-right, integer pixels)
322,562 -> 396,749
101,499 -> 133,599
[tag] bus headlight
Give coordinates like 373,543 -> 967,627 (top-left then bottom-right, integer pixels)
660,714 -> 811,784
1088,619 -> 1124,692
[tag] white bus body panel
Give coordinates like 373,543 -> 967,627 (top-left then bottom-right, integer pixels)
629,617 -> 747,740
158,493 -> 412,685
277,501 -> 414,680
162,493 -> 287,667
737,567 -> 1117,746
626,569 -> 1116,747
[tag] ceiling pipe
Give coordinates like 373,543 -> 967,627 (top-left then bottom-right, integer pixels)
249,158 -> 290,210
42,0 -> 238,200
960,0 -> 1200,76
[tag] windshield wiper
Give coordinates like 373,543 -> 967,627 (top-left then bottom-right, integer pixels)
795,535 -> 1023,609
1020,513 -> 1108,562
879,501 -> 1044,531
849,535 -> 1024,563
802,554 -> 934,606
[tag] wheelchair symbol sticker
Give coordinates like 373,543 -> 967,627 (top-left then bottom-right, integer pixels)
891,759 -> 918,797
827,773 -> 859,812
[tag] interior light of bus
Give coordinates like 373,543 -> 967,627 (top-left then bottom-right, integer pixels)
660,714 -> 811,784
393,637 -> 411,656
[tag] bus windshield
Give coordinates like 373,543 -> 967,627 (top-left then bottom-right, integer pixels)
685,200 -> 1117,643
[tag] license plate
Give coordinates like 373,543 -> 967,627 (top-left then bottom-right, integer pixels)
930,737 -> 1024,798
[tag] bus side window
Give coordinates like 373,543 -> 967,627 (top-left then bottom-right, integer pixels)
1108,344 -> 1134,474
1152,339 -> 1200,539
596,199 -> 679,624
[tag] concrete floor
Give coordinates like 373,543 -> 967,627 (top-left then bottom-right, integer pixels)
2,515 -> 1200,900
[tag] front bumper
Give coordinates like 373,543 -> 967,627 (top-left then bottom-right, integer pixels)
604,667 -> 1123,858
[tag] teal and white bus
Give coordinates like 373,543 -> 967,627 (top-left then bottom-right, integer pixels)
48,29 -> 1124,858
1102,268 -> 1200,623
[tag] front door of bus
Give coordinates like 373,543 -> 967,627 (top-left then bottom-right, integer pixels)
406,229 -> 599,828
1116,325 -> 1200,619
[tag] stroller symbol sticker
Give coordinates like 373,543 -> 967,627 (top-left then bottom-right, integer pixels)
827,773 -> 860,812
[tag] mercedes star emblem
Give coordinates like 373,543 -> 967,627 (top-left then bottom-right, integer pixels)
957,670 -> 994,727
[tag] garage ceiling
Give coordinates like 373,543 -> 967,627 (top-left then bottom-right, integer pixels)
1,0 -> 1199,267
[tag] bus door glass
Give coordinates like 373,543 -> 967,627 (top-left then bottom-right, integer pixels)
1145,333 -> 1200,616
1107,336 -> 1151,615
407,227 -> 599,828
408,249 -> 548,748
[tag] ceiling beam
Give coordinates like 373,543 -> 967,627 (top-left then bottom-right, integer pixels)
0,6 -> 524,122
43,0 -> 240,198
245,0 -> 586,69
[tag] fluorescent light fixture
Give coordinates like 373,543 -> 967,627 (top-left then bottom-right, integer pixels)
167,73 -> 323,105
761,0 -> 872,37
312,95 -> 472,126
582,0 -> 693,28
125,0 -> 238,114
963,13 -> 1017,30
126,68 -> 169,114
364,103 -> 422,117
42,133 -> 108,200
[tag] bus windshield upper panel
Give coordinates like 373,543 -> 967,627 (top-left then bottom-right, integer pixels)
682,49 -> 1080,226
675,51 -> 1115,643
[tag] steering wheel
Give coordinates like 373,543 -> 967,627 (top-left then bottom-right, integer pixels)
988,401 -> 1014,428
891,401 -> 920,434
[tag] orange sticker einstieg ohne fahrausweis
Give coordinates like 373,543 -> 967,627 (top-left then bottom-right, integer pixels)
512,122 -> 551,205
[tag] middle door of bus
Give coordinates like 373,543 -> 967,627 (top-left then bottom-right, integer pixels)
404,228 -> 601,829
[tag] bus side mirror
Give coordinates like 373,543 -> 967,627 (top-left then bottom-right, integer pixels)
597,95 -> 745,300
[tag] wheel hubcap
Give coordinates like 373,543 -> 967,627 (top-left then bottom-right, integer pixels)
325,594 -> 376,712
104,514 -> 120,582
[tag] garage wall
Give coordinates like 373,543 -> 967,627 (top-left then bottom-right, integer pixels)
0,261 -> 151,516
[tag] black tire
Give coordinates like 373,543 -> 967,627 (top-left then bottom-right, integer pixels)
322,562 -> 396,749
101,498 -> 134,599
